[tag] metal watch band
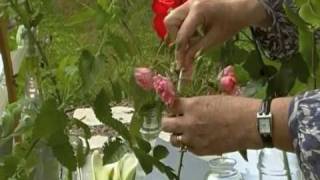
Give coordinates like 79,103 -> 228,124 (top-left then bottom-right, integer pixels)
258,98 -> 273,148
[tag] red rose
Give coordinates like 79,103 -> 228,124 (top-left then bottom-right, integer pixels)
152,0 -> 187,39
153,15 -> 167,39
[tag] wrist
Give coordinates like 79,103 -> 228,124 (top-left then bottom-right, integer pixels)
271,97 -> 293,151
237,0 -> 272,27
233,97 -> 263,150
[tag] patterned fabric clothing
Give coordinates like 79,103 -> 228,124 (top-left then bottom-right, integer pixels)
251,0 -> 320,179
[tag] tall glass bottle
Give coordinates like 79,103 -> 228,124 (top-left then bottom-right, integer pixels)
257,148 -> 303,180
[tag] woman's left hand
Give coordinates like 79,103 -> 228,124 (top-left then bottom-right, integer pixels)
162,95 -> 263,155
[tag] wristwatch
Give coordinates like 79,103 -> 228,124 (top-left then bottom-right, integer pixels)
257,98 -> 273,147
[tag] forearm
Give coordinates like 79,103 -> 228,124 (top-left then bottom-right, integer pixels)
237,0 -> 272,27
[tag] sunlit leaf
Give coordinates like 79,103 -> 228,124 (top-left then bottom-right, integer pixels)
299,2 -> 320,27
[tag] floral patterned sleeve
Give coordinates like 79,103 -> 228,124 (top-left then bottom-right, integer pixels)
289,90 -> 320,179
251,0 -> 299,60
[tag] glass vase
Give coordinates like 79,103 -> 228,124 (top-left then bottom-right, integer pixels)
258,148 -> 303,180
139,106 -> 161,145
136,106 -> 161,180
205,157 -> 243,180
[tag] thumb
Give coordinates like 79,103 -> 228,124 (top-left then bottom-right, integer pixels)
167,98 -> 188,116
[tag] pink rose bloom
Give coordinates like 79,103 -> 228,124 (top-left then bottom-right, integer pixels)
217,65 -> 235,80
219,76 -> 237,94
153,74 -> 176,106
134,68 -> 154,91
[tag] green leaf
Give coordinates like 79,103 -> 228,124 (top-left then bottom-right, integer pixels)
242,81 -> 264,97
133,148 -> 153,174
310,0 -> 320,17
95,4 -> 110,29
73,119 -> 91,139
295,0 -> 305,7
93,89 -> 131,140
267,63 -> 296,97
65,7 -> 96,27
136,136 -> 151,153
110,79 -> 123,103
0,155 -> 20,180
79,50 -> 104,92
299,28 -> 314,66
243,51 -> 264,80
75,139 -> 86,167
0,101 -> 23,138
153,145 -> 169,160
133,147 -> 177,180
299,2 -> 320,27
291,53 -> 310,83
102,138 -> 129,165
33,99 -> 68,139
226,44 -> 249,64
97,0 -> 111,12
48,131 -> 77,171
129,112 -> 144,138
234,64 -> 250,85
284,4 -> 308,29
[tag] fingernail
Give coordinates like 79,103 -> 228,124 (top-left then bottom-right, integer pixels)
195,49 -> 202,59
169,42 -> 175,48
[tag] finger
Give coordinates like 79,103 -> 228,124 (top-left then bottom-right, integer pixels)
161,116 -> 184,133
164,2 -> 190,44
168,98 -> 189,116
170,134 -> 186,147
184,31 -> 215,69
175,6 -> 204,68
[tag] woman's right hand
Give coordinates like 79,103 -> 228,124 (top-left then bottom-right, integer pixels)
164,0 -> 271,74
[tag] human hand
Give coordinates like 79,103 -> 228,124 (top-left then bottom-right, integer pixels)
162,96 -> 263,155
164,0 -> 270,75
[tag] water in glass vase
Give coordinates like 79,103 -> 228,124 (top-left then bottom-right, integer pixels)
140,107 -> 161,143
205,157 -> 243,180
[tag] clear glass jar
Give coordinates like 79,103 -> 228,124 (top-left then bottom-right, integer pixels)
257,148 -> 304,180
139,106 -> 161,144
205,157 -> 243,180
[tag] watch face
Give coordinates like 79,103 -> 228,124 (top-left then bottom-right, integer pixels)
259,118 -> 271,134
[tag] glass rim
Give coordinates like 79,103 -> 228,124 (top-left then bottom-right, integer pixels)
208,157 -> 237,168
